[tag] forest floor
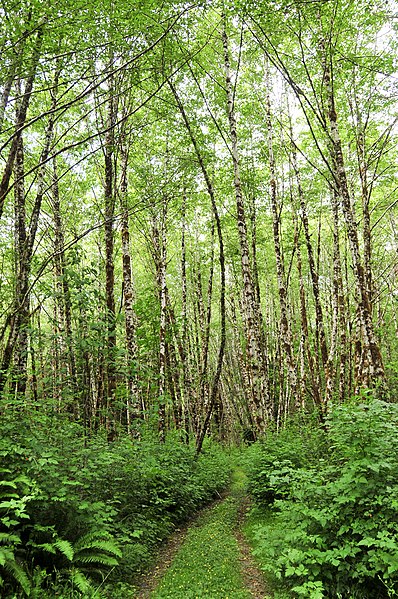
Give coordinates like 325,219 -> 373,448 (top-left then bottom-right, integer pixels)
134,469 -> 270,598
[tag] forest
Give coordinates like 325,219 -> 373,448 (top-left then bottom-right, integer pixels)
1,0 -> 398,597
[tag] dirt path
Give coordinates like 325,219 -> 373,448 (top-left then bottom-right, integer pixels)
134,473 -> 270,598
134,494 -> 227,599
235,495 -> 272,599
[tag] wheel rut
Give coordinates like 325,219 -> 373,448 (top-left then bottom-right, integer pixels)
134,469 -> 270,598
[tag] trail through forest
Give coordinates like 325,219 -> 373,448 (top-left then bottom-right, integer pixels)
136,469 -> 269,599
2,1 -> 398,596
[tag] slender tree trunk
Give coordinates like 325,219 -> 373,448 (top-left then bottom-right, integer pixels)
230,294 -> 256,434
331,188 -> 348,402
0,73 -> 15,133
322,48 -> 385,392
248,193 -> 269,391
52,155 -> 78,407
290,134 -> 330,410
166,80 -> 226,453
199,223 -> 214,419
13,120 -> 29,397
0,66 -> 58,395
156,198 -> 168,442
0,28 -> 43,219
293,213 -> 321,409
104,88 -> 117,417
356,123 -> 373,306
180,192 -> 191,441
222,22 -> 270,427
264,70 -> 298,409
119,135 -> 140,429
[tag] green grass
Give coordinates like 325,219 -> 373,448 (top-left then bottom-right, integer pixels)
151,469 -> 251,599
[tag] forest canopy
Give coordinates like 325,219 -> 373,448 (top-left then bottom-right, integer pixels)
1,0 -> 398,440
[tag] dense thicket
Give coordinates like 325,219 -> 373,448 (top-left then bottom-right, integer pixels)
1,410 -> 231,596
245,400 -> 398,598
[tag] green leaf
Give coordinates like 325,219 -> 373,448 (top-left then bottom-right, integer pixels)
54,539 -> 74,561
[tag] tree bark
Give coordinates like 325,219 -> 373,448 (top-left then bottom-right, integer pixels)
104,87 -> 117,415
153,199 -> 168,442
119,135 -> 141,429
13,121 -> 29,396
290,131 -> 330,410
166,80 -> 226,453
264,69 -> 298,409
331,188 -> 348,402
222,21 -> 270,427
0,66 -> 58,395
52,155 -> 78,408
0,27 -> 43,219
322,47 -> 386,392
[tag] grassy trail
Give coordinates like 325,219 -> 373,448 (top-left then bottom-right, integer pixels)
145,468 -> 268,599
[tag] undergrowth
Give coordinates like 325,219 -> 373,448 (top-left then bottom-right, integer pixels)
244,399 -> 398,599
0,407 -> 231,597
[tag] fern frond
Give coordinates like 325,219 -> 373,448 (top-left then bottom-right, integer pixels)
69,567 -> 93,594
73,530 -> 112,549
75,553 -> 119,567
54,539 -> 74,561
34,542 -> 57,555
0,480 -> 17,489
4,558 -> 31,595
12,475 -> 31,486
0,547 -> 17,566
0,532 -> 20,544
75,539 -> 121,558
0,497 -> 19,509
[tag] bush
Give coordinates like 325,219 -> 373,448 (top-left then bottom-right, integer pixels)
247,400 -> 398,599
245,415 -> 327,504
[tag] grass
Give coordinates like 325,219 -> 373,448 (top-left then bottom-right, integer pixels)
151,469 -> 251,599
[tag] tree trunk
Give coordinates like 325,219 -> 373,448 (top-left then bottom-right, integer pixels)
290,131 -> 330,410
167,80 -> 226,454
0,66 -> 58,395
0,27 -> 43,219
52,155 -> 78,409
104,89 -> 117,416
155,199 -> 168,442
331,188 -> 348,402
13,120 -> 29,397
322,47 -> 386,392
180,192 -> 191,441
222,21 -> 270,427
265,69 -> 298,409
119,135 -> 140,429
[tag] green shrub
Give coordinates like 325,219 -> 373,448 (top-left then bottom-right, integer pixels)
245,416 -> 327,504
0,469 -> 32,596
248,400 -> 398,599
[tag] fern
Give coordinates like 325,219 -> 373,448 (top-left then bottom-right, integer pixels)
75,553 -> 119,567
73,530 -> 115,549
73,531 -> 121,568
54,539 -> 74,561
34,538 -> 74,562
69,567 -> 93,594
0,532 -> 20,545
2,552 -> 31,596
0,470 -> 33,597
